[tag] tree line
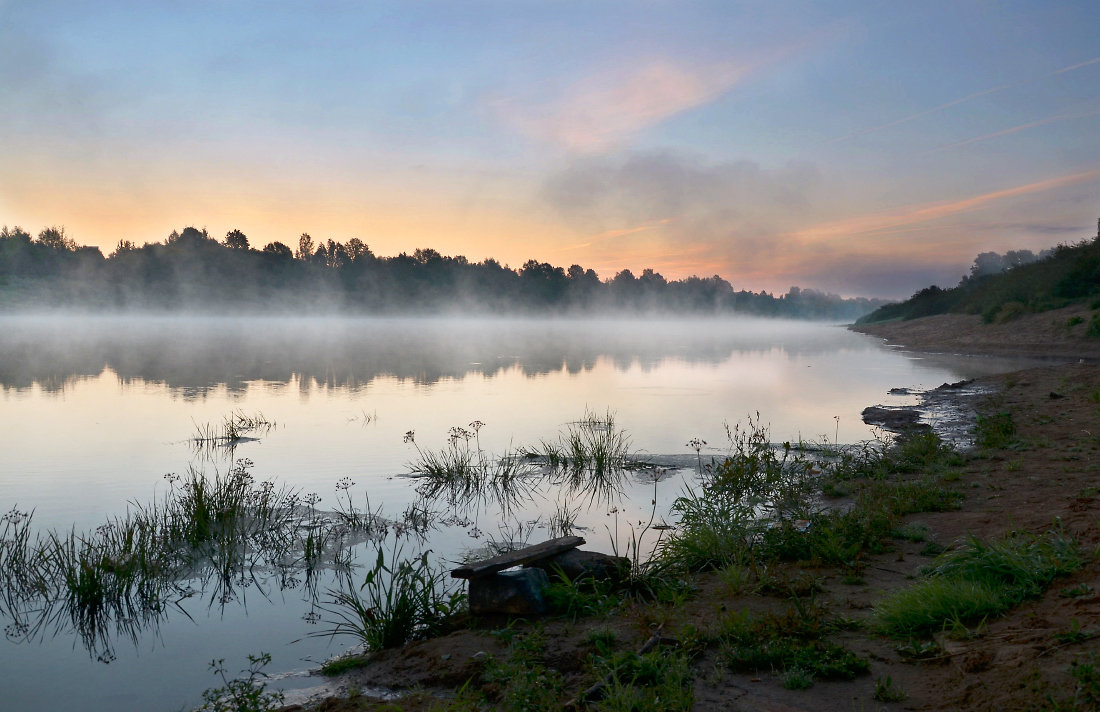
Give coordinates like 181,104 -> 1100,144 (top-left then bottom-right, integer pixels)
0,224 -> 886,319
858,225 -> 1100,324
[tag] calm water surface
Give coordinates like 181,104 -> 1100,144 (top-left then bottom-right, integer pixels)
0,315 -> 1047,710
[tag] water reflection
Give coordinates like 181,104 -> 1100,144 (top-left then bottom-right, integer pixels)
0,413 -> 658,663
0,315 -> 863,396
0,459 -> 417,662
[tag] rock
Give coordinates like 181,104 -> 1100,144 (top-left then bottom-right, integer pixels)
468,568 -> 550,616
888,387 -> 911,395
861,405 -> 929,431
527,548 -> 630,583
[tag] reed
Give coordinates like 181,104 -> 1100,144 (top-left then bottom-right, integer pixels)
0,459 -> 420,659
314,540 -> 465,651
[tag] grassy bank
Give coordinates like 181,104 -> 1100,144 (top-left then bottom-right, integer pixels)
270,365 -> 1098,712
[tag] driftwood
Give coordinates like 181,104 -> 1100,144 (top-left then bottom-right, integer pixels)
450,536 -> 585,579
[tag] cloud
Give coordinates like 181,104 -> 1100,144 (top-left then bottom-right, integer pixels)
541,151 -> 1100,297
487,58 -> 749,152
541,149 -> 821,276
830,55 -> 1100,144
790,168 -> 1100,245
0,25 -> 110,138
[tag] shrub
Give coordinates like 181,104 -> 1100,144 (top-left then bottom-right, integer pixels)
975,412 -> 1017,449
1088,313 -> 1100,339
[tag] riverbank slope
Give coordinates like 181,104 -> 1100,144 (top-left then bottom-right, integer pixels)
285,358 -> 1100,712
849,303 -> 1100,360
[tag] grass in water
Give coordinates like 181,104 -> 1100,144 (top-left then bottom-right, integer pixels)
0,459 -> 404,660
314,541 -> 466,651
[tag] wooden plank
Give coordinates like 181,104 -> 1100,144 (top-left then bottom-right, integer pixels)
450,536 -> 586,579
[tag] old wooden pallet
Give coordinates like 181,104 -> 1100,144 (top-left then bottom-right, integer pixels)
450,535 -> 586,579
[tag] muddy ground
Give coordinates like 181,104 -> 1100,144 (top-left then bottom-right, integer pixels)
284,341 -> 1100,711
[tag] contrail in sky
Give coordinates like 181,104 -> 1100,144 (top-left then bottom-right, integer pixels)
928,108 -> 1100,153
829,55 -> 1100,144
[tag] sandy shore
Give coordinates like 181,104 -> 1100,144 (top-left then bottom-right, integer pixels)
290,357 -> 1100,712
849,303 -> 1100,360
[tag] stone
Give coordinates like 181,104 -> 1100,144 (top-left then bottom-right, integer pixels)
468,568 -> 550,616
861,405 -> 929,432
527,548 -> 630,584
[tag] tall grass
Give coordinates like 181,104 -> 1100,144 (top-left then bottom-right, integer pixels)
875,529 -> 1083,636
314,541 -> 465,651
406,412 -> 639,519
0,460 -> 406,659
405,425 -> 540,518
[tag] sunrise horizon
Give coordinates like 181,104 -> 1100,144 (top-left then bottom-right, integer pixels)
3,2 -> 1099,299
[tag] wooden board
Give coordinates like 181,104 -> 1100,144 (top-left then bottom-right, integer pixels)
450,535 -> 586,579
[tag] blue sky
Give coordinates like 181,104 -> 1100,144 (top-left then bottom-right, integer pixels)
2,0 -> 1098,297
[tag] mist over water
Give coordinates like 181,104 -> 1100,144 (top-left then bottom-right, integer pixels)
0,314 -> 1049,710
1,313 -> 874,393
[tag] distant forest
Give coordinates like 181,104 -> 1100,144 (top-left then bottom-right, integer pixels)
858,223 -> 1100,324
0,225 -> 887,319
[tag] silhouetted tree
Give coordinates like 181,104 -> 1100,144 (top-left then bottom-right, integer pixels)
224,229 -> 249,250
345,237 -> 372,263
262,241 -> 293,260
111,240 -> 137,257
296,233 -> 315,261
37,226 -> 77,251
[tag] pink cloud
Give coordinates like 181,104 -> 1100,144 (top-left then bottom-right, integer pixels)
488,58 -> 749,151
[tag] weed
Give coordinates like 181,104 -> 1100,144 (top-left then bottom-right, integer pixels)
719,609 -> 869,681
781,666 -> 814,690
586,646 -> 694,711
480,628 -> 564,712
1089,313 -> 1100,339
717,563 -> 756,595
199,653 -> 285,712
544,574 -> 619,621
891,523 -> 931,542
546,501 -> 580,539
873,675 -> 907,702
1061,583 -> 1095,598
895,638 -> 942,661
1054,618 -> 1096,645
585,626 -> 617,653
314,541 -> 465,651
1042,653 -> 1100,710
319,653 -> 372,676
920,541 -> 946,557
658,416 -> 818,573
191,411 -> 275,454
975,412 -> 1017,449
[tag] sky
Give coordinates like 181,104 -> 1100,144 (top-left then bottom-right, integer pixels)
1,1 -> 1099,299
